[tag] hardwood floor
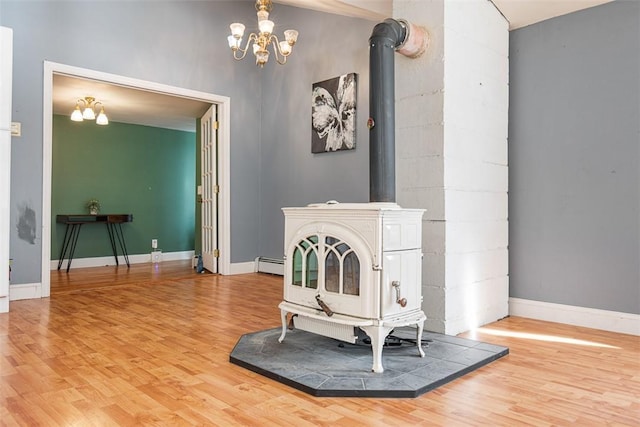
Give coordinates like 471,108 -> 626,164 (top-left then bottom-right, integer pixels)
1,261 -> 638,426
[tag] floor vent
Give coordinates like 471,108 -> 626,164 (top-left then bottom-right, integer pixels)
255,257 -> 284,275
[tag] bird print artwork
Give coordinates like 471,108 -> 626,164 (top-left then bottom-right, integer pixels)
311,73 -> 357,153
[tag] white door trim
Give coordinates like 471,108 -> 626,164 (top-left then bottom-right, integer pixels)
0,27 -> 12,313
42,61 -> 232,297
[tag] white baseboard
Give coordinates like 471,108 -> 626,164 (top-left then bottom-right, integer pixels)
50,251 -> 195,270
0,296 -> 8,312
10,282 -> 42,301
49,252 -> 258,276
509,297 -> 640,336
227,261 -> 255,275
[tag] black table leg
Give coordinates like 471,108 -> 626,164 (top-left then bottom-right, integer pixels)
57,224 -> 72,270
106,223 -> 130,268
112,223 -> 130,267
65,224 -> 82,273
57,223 -> 82,272
105,223 -> 119,266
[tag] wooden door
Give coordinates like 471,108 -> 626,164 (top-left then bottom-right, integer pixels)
200,104 -> 218,273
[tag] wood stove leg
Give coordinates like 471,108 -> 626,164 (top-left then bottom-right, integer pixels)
278,309 -> 288,343
360,325 -> 393,373
416,319 -> 425,358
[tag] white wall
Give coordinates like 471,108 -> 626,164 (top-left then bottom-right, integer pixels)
442,0 -> 509,334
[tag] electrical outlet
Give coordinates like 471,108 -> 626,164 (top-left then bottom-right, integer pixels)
151,239 -> 158,249
11,122 -> 21,136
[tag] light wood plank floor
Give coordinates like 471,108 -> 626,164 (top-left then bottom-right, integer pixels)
1,261 -> 638,426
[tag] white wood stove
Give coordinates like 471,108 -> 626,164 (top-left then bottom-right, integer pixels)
277,18 -> 428,373
278,201 -> 426,373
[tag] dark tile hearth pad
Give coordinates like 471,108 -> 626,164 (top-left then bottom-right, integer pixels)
230,327 -> 509,398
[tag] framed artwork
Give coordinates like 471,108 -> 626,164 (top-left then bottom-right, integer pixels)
311,72 -> 357,153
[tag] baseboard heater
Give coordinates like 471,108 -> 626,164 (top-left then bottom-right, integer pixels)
255,257 -> 284,276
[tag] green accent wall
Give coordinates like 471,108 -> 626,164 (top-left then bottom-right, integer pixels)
51,115 -> 196,260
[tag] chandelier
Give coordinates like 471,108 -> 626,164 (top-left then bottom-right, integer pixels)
227,0 -> 298,67
70,96 -> 109,125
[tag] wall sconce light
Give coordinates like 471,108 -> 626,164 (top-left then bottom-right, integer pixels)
71,96 -> 109,125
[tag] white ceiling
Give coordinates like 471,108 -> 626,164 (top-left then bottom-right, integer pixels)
52,0 -> 612,132
490,0 -> 612,29
274,0 -> 613,29
52,74 -> 211,132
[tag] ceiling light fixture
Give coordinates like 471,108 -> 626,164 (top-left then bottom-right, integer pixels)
227,0 -> 298,67
71,96 -> 109,125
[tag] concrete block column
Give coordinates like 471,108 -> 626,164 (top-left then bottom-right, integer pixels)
394,0 -> 509,335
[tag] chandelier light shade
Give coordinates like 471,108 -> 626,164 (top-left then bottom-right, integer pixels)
71,96 -> 108,125
70,104 -> 83,122
96,107 -> 109,125
227,0 -> 298,67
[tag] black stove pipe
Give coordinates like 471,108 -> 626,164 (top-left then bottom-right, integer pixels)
368,18 -> 426,203
368,19 -> 407,203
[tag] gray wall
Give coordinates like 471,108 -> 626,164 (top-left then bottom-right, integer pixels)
0,0 -> 375,284
509,1 -> 640,314
258,8 -> 374,259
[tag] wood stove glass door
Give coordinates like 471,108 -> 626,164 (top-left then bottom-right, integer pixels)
292,236 -> 318,289
324,236 -> 360,296
285,225 -> 376,319
320,233 -> 375,318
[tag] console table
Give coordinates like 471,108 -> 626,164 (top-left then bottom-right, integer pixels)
56,214 -> 133,272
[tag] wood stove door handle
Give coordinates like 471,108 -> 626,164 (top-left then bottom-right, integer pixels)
392,281 -> 407,307
315,295 -> 334,317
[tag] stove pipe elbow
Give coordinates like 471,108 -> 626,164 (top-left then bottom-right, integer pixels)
368,19 -> 427,203
396,19 -> 428,58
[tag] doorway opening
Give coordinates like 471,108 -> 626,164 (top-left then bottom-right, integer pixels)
42,61 -> 231,298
